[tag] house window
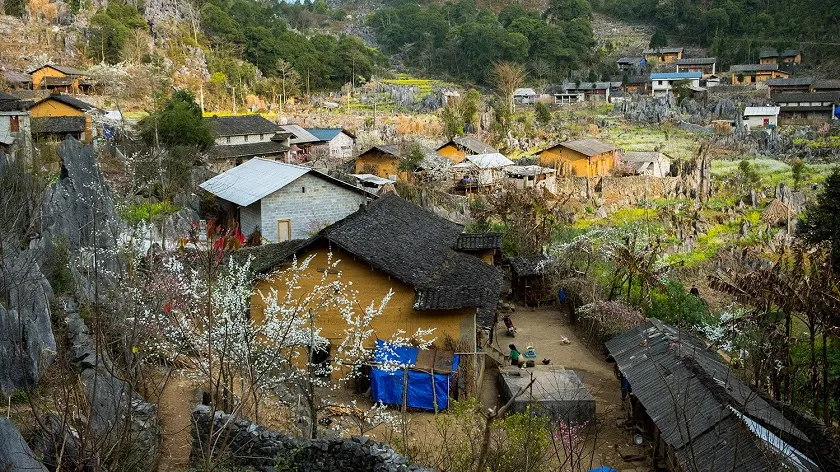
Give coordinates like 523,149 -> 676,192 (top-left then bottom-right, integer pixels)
9,116 -> 19,132
301,186 -> 306,193
244,135 -> 249,142
260,133 -> 264,140
226,137 -> 231,144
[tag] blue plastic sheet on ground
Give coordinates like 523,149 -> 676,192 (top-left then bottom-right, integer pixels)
370,339 -> 460,411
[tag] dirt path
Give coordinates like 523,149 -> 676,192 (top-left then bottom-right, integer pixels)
493,305 -> 648,470
156,375 -> 196,472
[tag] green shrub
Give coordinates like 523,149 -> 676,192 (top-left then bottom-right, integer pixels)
648,280 -> 713,326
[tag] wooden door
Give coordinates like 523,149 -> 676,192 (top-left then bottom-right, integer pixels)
277,219 -> 291,242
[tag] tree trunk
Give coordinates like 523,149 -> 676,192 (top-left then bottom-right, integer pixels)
810,326 -> 818,416
784,312 -> 791,402
822,329 -> 829,423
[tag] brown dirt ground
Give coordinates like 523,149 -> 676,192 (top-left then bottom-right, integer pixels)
156,375 -> 197,472
490,305 -> 652,471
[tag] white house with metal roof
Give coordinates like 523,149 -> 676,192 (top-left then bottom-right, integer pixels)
451,152 -> 514,188
742,106 -> 780,129
650,72 -> 702,96
199,158 -> 374,242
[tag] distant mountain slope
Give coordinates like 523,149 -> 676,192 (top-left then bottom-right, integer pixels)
596,0 -> 840,65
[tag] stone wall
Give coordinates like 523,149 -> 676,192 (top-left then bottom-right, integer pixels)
554,176 -> 682,204
190,405 -> 432,472
259,172 -> 369,241
600,176 -> 682,204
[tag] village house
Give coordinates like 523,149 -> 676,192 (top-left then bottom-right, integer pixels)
204,115 -> 291,171
553,92 -> 585,105
451,152 -> 514,190
765,77 -> 813,94
199,157 -> 374,242
277,124 -> 319,161
616,57 -> 646,74
503,165 -> 557,191
305,128 -> 356,161
354,144 -> 448,182
538,138 -> 619,177
606,319 -> 820,472
642,47 -> 684,64
759,49 -> 802,66
620,151 -> 671,177
0,92 -> 32,159
436,135 -> 499,164
772,91 -> 840,122
246,194 -> 503,354
348,173 -> 396,195
28,64 -> 92,94
28,93 -> 99,143
622,75 -> 650,95
730,64 -> 790,85
811,79 -> 840,93
561,81 -> 621,102
742,106 -> 780,129
3,70 -> 33,89
513,88 -> 538,105
674,57 -> 716,75
650,72 -> 701,97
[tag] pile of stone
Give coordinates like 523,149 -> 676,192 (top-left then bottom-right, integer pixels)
191,405 -> 433,472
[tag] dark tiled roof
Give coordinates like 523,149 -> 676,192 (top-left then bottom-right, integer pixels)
758,49 -> 798,59
812,79 -> 840,90
616,57 -> 644,64
509,255 -> 551,277
30,64 -> 86,76
43,76 -> 75,86
0,92 -> 25,111
772,91 -> 840,104
730,63 -> 780,72
445,136 -> 499,155
30,93 -> 97,112
205,115 -> 281,137
606,320 -> 816,472
3,70 -> 32,83
31,116 -> 86,134
210,141 -> 290,160
642,47 -> 683,54
674,57 -> 716,65
247,195 -> 501,325
229,239 -> 311,275
765,77 -> 813,86
454,233 -> 502,251
544,138 -> 617,157
361,144 -> 448,170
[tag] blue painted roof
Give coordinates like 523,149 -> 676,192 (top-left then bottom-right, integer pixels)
650,72 -> 702,80
305,128 -> 344,142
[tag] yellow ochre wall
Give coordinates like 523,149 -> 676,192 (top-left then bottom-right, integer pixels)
645,51 -> 682,63
354,151 -> 405,181
250,245 -> 477,352
732,69 -> 789,85
437,144 -> 467,163
29,98 -> 92,142
31,66 -> 79,92
539,146 -> 615,177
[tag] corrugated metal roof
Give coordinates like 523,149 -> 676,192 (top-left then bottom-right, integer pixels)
199,158 -> 310,206
305,128 -> 344,142
650,72 -> 702,80
461,153 -> 514,169
446,135 -> 499,155
513,88 -> 537,96
744,106 -> 780,116
622,151 -> 669,162
617,57 -> 645,64
280,124 -> 320,144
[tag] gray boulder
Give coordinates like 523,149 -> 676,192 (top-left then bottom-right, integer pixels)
40,138 -> 122,303
0,418 -> 47,471
0,243 -> 56,397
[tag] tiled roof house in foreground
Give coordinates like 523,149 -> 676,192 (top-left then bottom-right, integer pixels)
242,194 -> 503,354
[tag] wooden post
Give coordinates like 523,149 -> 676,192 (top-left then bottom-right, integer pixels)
431,365 -> 438,416
401,367 -> 408,413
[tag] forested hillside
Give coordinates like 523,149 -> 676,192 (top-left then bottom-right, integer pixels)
596,0 -> 840,65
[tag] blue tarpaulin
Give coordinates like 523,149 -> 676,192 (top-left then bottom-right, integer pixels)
370,339 -> 460,411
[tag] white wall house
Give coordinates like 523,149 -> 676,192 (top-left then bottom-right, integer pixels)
200,158 -> 374,242
0,92 -> 32,160
621,151 -> 671,177
306,128 -> 356,161
204,115 -> 291,171
452,153 -> 514,188
650,72 -> 702,96
743,106 -> 780,129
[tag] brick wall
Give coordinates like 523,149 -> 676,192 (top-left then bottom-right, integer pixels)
259,172 -> 368,242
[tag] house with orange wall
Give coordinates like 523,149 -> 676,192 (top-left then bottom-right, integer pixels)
28,65 -> 91,94
28,94 -> 98,143
537,139 -> 619,177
